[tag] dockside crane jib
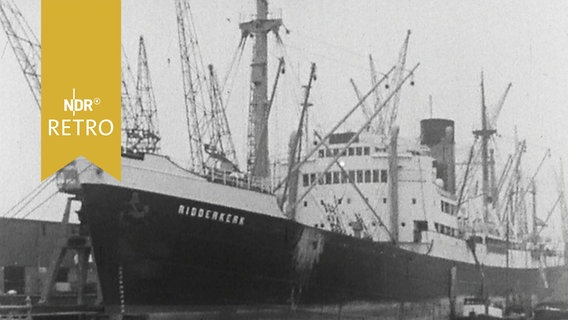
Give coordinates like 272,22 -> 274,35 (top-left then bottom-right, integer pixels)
176,0 -> 207,173
0,0 -> 41,110
122,36 -> 162,154
176,0 -> 240,174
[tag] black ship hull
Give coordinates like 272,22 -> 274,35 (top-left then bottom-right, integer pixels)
80,183 -> 566,316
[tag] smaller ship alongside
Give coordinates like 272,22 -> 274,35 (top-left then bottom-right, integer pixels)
534,302 -> 568,320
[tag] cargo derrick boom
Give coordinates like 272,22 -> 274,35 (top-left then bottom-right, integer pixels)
379,30 -> 411,137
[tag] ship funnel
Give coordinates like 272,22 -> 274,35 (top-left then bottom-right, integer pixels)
420,119 -> 456,193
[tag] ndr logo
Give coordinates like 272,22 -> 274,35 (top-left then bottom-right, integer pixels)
64,88 -> 101,116
47,88 -> 113,137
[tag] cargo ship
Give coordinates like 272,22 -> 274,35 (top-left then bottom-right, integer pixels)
55,0 -> 567,318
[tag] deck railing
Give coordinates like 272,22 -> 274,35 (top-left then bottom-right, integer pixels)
204,168 -> 274,194
0,296 -> 31,320
54,155 -> 276,195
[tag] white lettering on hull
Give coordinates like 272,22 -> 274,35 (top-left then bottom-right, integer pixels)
178,204 -> 245,226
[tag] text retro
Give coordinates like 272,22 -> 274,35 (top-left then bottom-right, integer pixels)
178,204 -> 245,226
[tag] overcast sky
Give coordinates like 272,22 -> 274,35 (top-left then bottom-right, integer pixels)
1,0 -> 567,235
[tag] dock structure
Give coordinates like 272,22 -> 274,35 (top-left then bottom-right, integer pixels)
0,217 -> 79,297
0,217 -> 99,316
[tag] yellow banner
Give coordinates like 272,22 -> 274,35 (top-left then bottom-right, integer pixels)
42,0 -> 121,180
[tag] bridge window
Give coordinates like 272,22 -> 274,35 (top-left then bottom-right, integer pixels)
372,169 -> 380,182
341,171 -> 349,183
364,170 -> 372,183
356,170 -> 363,183
332,171 -> 340,184
319,146 -> 377,158
434,222 -> 458,238
325,172 -> 332,184
441,201 -> 454,214
349,170 -> 355,182
305,168 -> 392,186
380,169 -> 388,183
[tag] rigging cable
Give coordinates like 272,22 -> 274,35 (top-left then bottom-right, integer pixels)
18,190 -> 59,220
274,33 -> 302,104
1,39 -> 8,59
3,163 -> 93,221
220,36 -> 247,113
2,175 -> 55,219
221,36 -> 247,92
535,195 -> 561,238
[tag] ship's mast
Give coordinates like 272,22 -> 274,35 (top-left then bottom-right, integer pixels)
557,161 -> 568,257
240,0 -> 282,178
531,182 -> 537,240
388,126 -> 400,244
481,76 -> 490,222
474,73 -> 496,224
283,63 -> 316,218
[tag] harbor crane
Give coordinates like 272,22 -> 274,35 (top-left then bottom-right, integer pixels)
121,47 -> 138,150
121,37 -> 162,154
132,36 -> 161,153
205,64 -> 239,170
0,1 -> 161,153
176,0 -> 207,173
1,2 -> 163,304
0,0 -> 41,110
176,0 -> 240,173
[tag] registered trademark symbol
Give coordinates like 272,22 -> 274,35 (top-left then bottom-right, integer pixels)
93,97 -> 101,105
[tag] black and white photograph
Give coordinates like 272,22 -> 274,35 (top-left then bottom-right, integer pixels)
1,0 -> 568,319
